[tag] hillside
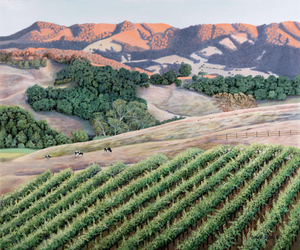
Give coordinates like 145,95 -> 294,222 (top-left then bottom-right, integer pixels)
1,20 -> 300,77
1,102 -> 299,196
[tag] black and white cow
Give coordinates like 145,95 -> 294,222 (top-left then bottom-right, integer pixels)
75,151 -> 83,157
104,148 -> 112,154
45,155 -> 51,159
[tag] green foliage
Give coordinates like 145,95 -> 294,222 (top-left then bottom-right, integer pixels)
16,131 -> 27,144
41,59 -> 47,67
25,84 -> 48,105
198,71 -> 208,77
191,74 -> 299,101
150,70 -> 181,86
17,143 -> 25,148
0,105 -> 72,149
17,61 -> 23,69
71,129 -> 89,143
150,74 -> 163,85
268,90 -> 277,100
178,63 -> 192,77
139,82 -> 150,88
90,99 -> 157,136
32,99 -> 56,111
23,61 -> 29,69
29,59 -> 40,69
25,140 -> 36,149
140,73 -> 149,83
184,83 -> 192,89
162,70 -> 177,83
27,59 -> 146,121
175,79 -> 182,87
5,134 -> 13,148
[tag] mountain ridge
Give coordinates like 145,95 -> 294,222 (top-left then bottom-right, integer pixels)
1,20 -> 300,77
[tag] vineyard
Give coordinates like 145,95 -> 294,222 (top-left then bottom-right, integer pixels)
0,143 -> 300,250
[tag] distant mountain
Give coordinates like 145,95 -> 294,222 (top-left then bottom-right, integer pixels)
1,20 -> 300,77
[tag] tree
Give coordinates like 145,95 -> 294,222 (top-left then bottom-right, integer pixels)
150,74 -> 163,85
25,141 -> 36,149
41,59 -> 47,67
175,79 -> 182,87
36,140 -> 44,149
162,79 -> 169,85
71,130 -> 89,143
16,131 -> 27,144
0,127 -> 7,148
107,117 -> 128,135
254,88 -> 268,100
17,61 -> 23,68
163,70 -> 177,84
25,84 -> 48,105
293,75 -> 300,95
198,71 -> 208,77
55,132 -> 72,145
18,143 -> 25,148
90,112 -> 110,136
140,73 -> 149,83
43,134 -> 57,148
125,101 -> 156,130
178,63 -> 192,77
30,59 -> 40,69
5,134 -> 13,148
24,61 -> 29,69
268,90 -> 277,100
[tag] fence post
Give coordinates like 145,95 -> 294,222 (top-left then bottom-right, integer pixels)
256,132 -> 258,137
246,132 -> 247,138
290,130 -> 291,135
267,131 -> 269,137
226,134 -> 228,140
279,131 -> 280,136
236,133 -> 237,138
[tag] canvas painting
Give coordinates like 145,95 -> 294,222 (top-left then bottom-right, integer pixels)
0,0 -> 300,249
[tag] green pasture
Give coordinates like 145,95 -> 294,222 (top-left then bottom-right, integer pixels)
0,148 -> 40,162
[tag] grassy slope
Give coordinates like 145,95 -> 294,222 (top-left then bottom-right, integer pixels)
0,62 -> 300,195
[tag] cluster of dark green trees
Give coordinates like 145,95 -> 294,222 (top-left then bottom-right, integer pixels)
26,59 -> 149,121
187,74 -> 300,100
0,105 -> 72,149
150,70 -> 182,86
149,63 -> 193,86
0,52 -> 47,69
25,59 -> 171,140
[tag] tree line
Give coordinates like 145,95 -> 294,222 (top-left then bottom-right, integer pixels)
0,51 -> 47,69
185,73 -> 300,101
149,63 -> 192,86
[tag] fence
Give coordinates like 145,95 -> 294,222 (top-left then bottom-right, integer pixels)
215,130 -> 300,140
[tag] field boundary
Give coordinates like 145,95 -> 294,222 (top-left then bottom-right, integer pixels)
215,130 -> 300,140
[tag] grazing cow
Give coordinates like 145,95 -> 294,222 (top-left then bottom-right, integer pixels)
75,151 -> 83,157
45,155 -> 51,159
104,148 -> 112,153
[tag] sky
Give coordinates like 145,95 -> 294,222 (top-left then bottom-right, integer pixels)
0,0 -> 299,36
